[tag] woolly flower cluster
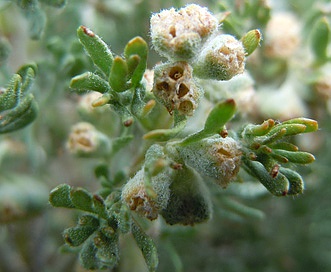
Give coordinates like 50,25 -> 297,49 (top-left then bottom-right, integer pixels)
193,34 -> 246,81
150,4 -> 247,117
121,169 -> 172,220
153,61 -> 203,116
178,136 -> 242,188
150,4 -> 218,60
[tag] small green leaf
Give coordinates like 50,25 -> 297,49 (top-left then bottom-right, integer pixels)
77,26 -> 114,76
269,142 -> 299,152
108,56 -> 129,92
63,225 -> 97,247
70,188 -> 94,212
116,204 -> 131,234
266,123 -> 306,138
16,64 -> 37,94
49,184 -> 75,208
0,74 -> 22,112
272,149 -> 315,164
124,36 -> 148,87
79,238 -> 101,270
204,99 -> 236,134
178,99 -> 236,146
79,214 -> 100,228
279,168 -> 304,195
92,195 -> 108,219
0,94 -> 38,133
241,29 -> 262,56
243,158 -> 289,196
132,220 -> 159,272
281,118 -> 318,133
70,72 -> 110,94
311,17 -> 330,64
95,232 -> 119,268
242,119 -> 275,137
259,127 -> 287,145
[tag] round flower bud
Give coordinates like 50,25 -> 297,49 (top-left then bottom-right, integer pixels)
178,135 -> 242,188
150,4 -> 218,60
121,168 -> 172,220
152,61 -> 203,116
193,34 -> 246,81
67,122 -> 111,157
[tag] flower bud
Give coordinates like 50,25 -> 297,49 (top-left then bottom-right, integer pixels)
193,34 -> 246,81
150,4 -> 218,60
178,135 -> 242,188
152,61 -> 203,116
67,122 -> 111,157
121,168 -> 172,220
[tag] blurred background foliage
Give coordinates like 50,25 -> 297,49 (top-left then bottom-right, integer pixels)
0,0 -> 331,271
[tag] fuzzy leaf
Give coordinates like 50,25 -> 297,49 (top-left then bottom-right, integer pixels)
95,232 -> 120,268
279,168 -> 304,195
132,221 -> 159,272
49,184 -> 75,208
70,72 -> 110,94
109,56 -> 129,92
178,99 -> 236,146
204,99 -> 236,134
242,119 -> 275,137
241,29 -> 262,56
70,188 -> 94,212
92,195 -> 108,219
0,74 -> 22,112
272,149 -> 315,164
0,94 -> 38,133
64,225 -> 97,247
16,64 -> 37,94
269,142 -> 299,151
243,158 -> 290,196
77,26 -> 114,76
79,238 -> 102,270
281,118 -> 318,133
124,36 -> 148,87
